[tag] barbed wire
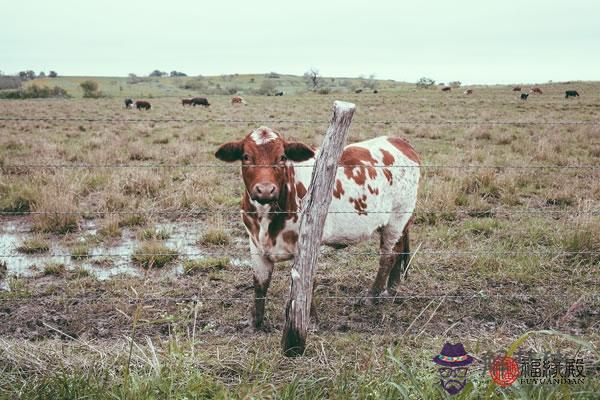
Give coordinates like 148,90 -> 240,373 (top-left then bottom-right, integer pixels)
0,292 -> 596,302
1,208 -> 598,216
1,116 -> 599,125
2,249 -> 599,258
3,163 -> 598,169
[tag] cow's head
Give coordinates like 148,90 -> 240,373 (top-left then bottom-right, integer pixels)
215,127 -> 315,204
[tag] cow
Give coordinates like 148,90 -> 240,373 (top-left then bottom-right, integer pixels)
521,93 -> 529,100
373,90 -> 379,94
124,98 -> 133,108
531,87 -> 543,94
135,100 -> 151,110
355,89 -> 363,93
464,89 -> 473,95
441,86 -> 451,92
275,91 -> 284,96
513,87 -> 521,92
215,127 -> 420,329
191,97 -> 210,107
182,99 -> 193,106
565,90 -> 580,98
231,96 -> 247,105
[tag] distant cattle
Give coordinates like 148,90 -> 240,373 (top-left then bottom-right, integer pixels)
513,87 -> 522,92
441,86 -> 451,92
135,100 -> 151,110
214,127 -> 420,328
355,89 -> 363,93
565,90 -> 580,99
182,99 -> 193,106
274,91 -> 284,96
373,90 -> 379,94
124,98 -> 133,108
531,87 -> 543,94
464,89 -> 473,95
231,96 -> 247,105
191,97 -> 210,107
521,93 -> 529,101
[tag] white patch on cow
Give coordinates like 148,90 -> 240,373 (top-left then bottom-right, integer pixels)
250,127 -> 278,145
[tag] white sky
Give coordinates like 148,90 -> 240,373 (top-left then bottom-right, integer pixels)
2,0 -> 598,84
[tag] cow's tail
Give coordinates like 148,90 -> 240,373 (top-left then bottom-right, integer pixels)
400,224 -> 410,274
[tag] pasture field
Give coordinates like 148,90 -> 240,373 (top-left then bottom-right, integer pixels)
1,81 -> 599,398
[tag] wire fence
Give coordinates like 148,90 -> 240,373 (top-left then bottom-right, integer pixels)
2,116 -> 600,125
1,112 -> 598,312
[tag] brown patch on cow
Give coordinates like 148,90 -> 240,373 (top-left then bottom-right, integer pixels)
349,196 -> 368,215
282,231 -> 298,246
295,182 -> 307,199
380,148 -> 395,166
340,147 -> 378,185
387,137 -> 420,164
333,179 -> 345,199
367,184 -> 379,195
382,168 -> 393,185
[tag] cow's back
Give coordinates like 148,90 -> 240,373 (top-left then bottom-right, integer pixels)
294,136 -> 420,245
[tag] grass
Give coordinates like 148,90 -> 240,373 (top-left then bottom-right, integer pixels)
1,80 -> 599,399
183,257 -> 230,275
70,244 -> 90,260
132,242 -> 178,269
42,263 -> 66,276
16,238 -> 50,254
199,228 -> 231,246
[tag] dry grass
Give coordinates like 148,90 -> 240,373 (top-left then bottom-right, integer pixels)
1,82 -> 599,398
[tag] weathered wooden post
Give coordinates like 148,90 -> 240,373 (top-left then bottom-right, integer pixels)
282,100 -> 356,356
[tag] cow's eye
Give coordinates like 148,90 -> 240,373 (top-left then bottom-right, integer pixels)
280,155 -> 288,162
242,154 -> 250,162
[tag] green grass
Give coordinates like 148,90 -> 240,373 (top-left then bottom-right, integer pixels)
132,242 -> 178,269
42,263 -> 66,276
199,228 -> 231,246
16,238 -> 50,254
183,257 -> 230,275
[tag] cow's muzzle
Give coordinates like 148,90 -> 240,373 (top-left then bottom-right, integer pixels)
251,182 -> 279,204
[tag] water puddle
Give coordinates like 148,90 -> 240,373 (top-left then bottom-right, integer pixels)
0,218 -> 250,287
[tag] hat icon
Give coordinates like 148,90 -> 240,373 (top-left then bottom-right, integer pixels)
433,343 -> 474,367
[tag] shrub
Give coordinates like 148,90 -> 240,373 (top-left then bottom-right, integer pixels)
17,238 -> 50,254
199,229 -> 231,246
43,263 -> 66,276
0,84 -> 69,99
265,72 -> 281,78
416,77 -> 435,88
80,80 -> 102,98
0,76 -> 22,90
257,79 -> 277,95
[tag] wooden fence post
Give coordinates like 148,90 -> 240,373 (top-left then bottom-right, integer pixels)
282,100 -> 356,356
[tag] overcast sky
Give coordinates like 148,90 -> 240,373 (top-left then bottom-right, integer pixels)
2,0 -> 598,84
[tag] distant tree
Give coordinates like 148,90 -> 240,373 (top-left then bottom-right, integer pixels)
416,77 -> 436,88
149,70 -> 167,77
38,71 -> 46,78
304,68 -> 321,89
265,72 -> 281,78
362,73 -> 377,90
80,80 -> 101,98
169,70 -> 187,77
48,71 -> 58,78
18,70 -> 36,81
449,81 -> 462,88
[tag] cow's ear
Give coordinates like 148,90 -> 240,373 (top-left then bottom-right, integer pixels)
284,142 -> 315,162
215,140 -> 244,162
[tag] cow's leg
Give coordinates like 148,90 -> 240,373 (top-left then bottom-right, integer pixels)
250,241 -> 274,330
368,225 -> 401,300
387,227 -> 410,293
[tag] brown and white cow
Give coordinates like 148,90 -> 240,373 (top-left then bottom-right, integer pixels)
215,127 -> 420,328
231,96 -> 247,105
464,89 -> 473,95
531,87 -> 543,94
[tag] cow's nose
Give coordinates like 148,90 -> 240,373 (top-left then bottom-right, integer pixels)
252,182 -> 278,202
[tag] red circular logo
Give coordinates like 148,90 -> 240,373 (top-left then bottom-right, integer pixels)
489,356 -> 520,387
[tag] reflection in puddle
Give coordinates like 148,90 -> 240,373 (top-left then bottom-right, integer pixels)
0,218 -> 250,286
